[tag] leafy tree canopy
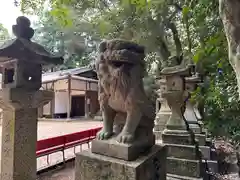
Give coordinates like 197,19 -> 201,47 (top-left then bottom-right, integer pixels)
14,0 -> 240,140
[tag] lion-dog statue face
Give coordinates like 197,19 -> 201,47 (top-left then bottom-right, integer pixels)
96,39 -> 155,144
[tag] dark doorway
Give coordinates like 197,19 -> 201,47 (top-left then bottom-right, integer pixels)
71,95 -> 85,117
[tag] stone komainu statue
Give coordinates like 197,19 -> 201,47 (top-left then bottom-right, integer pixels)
96,39 -> 155,144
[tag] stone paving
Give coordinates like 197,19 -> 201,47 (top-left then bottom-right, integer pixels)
0,119 -> 102,172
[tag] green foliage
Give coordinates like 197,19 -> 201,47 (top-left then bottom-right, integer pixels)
32,10 -> 97,71
0,23 -> 10,45
17,0 -> 240,141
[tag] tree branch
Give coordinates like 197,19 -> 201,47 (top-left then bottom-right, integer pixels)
167,22 -> 183,63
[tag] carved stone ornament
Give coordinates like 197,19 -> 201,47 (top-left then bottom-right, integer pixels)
0,16 -> 63,90
0,16 -> 64,180
160,65 -> 191,133
95,39 -> 155,144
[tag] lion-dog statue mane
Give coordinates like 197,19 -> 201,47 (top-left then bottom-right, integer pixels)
96,39 -> 155,144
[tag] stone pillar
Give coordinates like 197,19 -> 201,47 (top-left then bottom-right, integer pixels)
0,16 -> 63,180
184,75 -> 202,134
193,101 -> 207,134
154,79 -> 171,142
0,89 -> 53,180
155,98 -> 160,114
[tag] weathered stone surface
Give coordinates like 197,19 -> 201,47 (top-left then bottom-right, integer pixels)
0,89 -> 53,180
167,174 -> 203,180
165,144 -> 210,160
167,157 -> 201,178
75,145 -> 167,180
206,160 -> 218,175
92,135 -> 155,161
160,66 -> 216,179
0,16 -> 63,180
199,146 -> 211,160
162,132 -> 206,146
154,79 -> 172,141
195,134 -> 206,146
189,124 -> 201,134
184,75 -> 202,134
162,133 -> 192,145
154,114 -> 170,140
95,39 -> 155,160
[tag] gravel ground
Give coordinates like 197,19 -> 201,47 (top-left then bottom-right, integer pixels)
37,161 -> 75,180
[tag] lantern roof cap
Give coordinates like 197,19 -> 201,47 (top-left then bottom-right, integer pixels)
160,65 -> 191,76
0,16 -> 64,65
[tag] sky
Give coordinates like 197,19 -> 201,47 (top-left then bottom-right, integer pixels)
0,0 -> 23,33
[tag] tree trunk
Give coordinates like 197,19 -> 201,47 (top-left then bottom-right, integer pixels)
219,0 -> 240,97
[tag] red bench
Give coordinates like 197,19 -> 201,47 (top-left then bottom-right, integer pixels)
36,127 -> 102,164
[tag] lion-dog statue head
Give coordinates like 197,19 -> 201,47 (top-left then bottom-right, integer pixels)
96,39 -> 155,144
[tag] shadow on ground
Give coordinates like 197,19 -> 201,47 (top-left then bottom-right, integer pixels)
37,161 -> 75,180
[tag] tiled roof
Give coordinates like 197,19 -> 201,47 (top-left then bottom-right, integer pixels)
42,66 -> 96,83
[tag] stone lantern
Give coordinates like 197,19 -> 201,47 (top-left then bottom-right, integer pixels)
160,66 -> 191,135
0,16 -> 63,180
160,65 -> 205,179
154,78 -> 171,142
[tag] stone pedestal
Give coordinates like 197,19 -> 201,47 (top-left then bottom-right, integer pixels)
75,145 -> 166,180
75,40 -> 167,180
0,16 -> 63,180
0,89 -> 53,180
160,66 -> 203,179
184,101 -> 201,134
160,67 -> 218,179
154,79 -> 171,141
92,135 -> 155,161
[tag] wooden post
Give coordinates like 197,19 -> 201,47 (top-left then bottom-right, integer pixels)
67,75 -> 71,119
50,81 -> 55,118
85,81 -> 88,118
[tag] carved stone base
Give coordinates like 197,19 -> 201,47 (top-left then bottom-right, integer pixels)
167,174 -> 203,180
167,157 -> 201,178
189,124 -> 201,134
75,145 -> 167,180
162,130 -> 218,179
167,158 -> 218,179
165,144 -> 211,160
92,135 -> 155,161
162,131 -> 206,146
154,113 -> 170,140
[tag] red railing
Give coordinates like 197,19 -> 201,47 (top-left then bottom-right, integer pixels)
36,127 -> 102,164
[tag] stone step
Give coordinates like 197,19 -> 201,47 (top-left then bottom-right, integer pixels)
162,133 -> 206,146
167,157 -> 218,179
206,160 -> 218,174
189,124 -> 201,134
205,138 -> 212,147
167,173 -> 203,180
165,144 -> 211,160
167,157 -> 201,178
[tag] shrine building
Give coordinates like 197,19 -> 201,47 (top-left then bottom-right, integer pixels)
38,66 -> 99,119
